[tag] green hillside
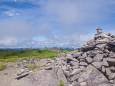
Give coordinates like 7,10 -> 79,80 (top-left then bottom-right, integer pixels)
0,49 -> 73,62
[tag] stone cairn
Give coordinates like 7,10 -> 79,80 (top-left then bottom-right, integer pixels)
53,27 -> 115,86
10,27 -> 115,86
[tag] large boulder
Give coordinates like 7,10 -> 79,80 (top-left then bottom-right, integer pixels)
78,65 -> 108,86
10,70 -> 60,86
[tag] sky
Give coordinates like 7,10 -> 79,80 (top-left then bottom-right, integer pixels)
0,0 -> 115,48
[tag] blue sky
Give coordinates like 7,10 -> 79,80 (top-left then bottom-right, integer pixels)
0,0 -> 115,48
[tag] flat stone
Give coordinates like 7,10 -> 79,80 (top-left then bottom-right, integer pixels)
110,53 -> 115,58
79,62 -> 88,66
45,66 -> 52,70
93,54 -> 103,62
109,66 -> 115,72
11,70 -> 60,86
92,62 -> 102,69
106,58 -> 115,66
15,72 -> 29,80
98,83 -> 112,86
102,59 -> 109,67
80,82 -> 87,86
96,44 -> 106,49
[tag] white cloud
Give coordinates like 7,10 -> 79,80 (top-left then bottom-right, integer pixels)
4,10 -> 21,16
0,37 -> 18,47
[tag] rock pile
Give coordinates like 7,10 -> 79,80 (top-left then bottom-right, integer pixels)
52,27 -> 115,86
10,27 -> 115,86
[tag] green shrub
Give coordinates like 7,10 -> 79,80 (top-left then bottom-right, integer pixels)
56,80 -> 64,86
0,64 -> 7,71
4,73 -> 8,75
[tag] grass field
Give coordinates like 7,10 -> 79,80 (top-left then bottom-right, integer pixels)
0,49 -> 73,62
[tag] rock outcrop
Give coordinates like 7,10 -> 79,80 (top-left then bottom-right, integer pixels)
9,27 -> 115,86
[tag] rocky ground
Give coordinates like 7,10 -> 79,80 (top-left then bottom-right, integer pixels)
0,29 -> 115,86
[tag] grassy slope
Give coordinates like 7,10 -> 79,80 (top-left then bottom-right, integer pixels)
0,49 -> 73,62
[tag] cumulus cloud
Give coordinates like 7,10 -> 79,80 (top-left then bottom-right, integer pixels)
4,10 -> 20,16
0,37 -> 17,47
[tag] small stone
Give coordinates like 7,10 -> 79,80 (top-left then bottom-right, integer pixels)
71,69 -> 81,76
79,62 -> 88,66
82,52 -> 87,58
80,82 -> 87,86
108,73 -> 115,80
20,69 -> 25,73
78,78 -> 84,83
16,72 -> 29,79
96,44 -> 106,49
86,57 -> 93,63
70,75 -> 79,82
106,58 -> 115,66
106,68 -> 111,76
63,71 -> 70,77
93,54 -> 103,62
109,66 -> 115,72
101,66 -> 106,73
102,59 -> 109,67
45,66 -> 52,70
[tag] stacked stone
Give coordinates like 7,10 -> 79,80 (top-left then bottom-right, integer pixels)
61,28 -> 115,86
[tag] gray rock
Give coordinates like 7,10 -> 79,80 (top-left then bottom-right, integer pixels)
63,70 -> 70,77
11,70 -> 60,86
57,69 -> 68,86
69,81 -> 79,86
101,66 -> 106,73
108,41 -> 115,46
109,66 -> 115,72
110,53 -> 115,58
79,62 -> 88,66
45,66 -> 52,70
109,80 -> 115,84
82,52 -> 87,58
102,58 -> 109,67
108,73 -> 115,80
92,62 -> 102,69
106,68 -> 112,76
70,75 -> 79,82
93,54 -> 103,62
71,69 -> 81,76
86,57 -> 93,63
15,72 -> 29,80
80,82 -> 87,86
106,58 -> 115,66
96,44 -> 106,49
98,83 -> 112,86
79,65 -> 108,86
70,61 -> 79,67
